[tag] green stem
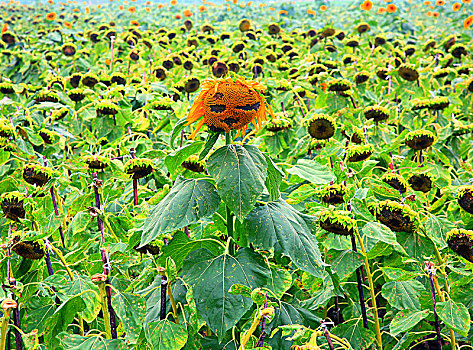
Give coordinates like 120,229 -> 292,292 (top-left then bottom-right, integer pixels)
225,132 -> 234,242
49,243 -> 74,281
167,284 -> 179,324
355,231 -> 383,350
0,310 -> 11,350
98,282 -> 112,339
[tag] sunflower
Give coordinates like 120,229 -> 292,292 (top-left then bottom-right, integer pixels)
381,173 -> 408,193
61,43 -> 76,56
12,235 -> 45,260
405,130 -> 435,150
1,192 -> 26,221
408,173 -> 433,193
305,114 -> 336,140
447,229 -> 473,262
185,77 -> 273,137
464,15 -> 473,29
46,12 -> 57,21
458,186 -> 473,214
398,63 -> 419,81
364,105 -> 390,122
373,200 -> 417,232
319,209 -> 356,236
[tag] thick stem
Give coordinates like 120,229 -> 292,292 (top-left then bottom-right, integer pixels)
433,278 -> 455,350
225,133 -> 234,241
255,297 -> 268,347
334,296 -> 340,325
355,232 -> 383,350
98,282 -> 112,339
167,284 -> 179,324
0,310 -> 11,350
350,235 -> 369,329
92,173 -> 105,245
429,273 -> 443,350
12,305 -> 22,350
133,179 -> 138,206
49,187 -> 65,247
323,326 -> 335,350
238,309 -> 264,350
160,275 -> 168,320
100,248 -> 117,339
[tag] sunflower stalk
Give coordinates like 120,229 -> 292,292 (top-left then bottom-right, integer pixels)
92,173 -> 118,339
355,231 -> 383,350
426,262 -> 443,350
0,309 -> 10,350
43,157 -> 65,247
350,235 -> 369,330
225,133 -> 235,243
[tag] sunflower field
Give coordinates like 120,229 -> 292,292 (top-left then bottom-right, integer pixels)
1,0 -> 473,348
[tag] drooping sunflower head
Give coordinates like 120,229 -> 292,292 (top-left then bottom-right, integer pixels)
364,105 -> 390,123
404,130 -> 435,150
398,63 -> 419,81
381,172 -> 408,194
446,228 -> 473,263
186,77 -> 273,137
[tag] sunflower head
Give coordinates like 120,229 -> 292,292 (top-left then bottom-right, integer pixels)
319,208 -> 357,236
381,172 -> 408,194
364,105 -> 390,123
458,185 -> 473,214
447,228 -> 473,263
408,172 -> 434,193
186,77 -> 273,137
1,191 -> 26,221
346,144 -> 374,162
61,43 -> 77,57
451,44 -> 467,59
405,130 -> 435,150
181,155 -> 206,173
398,63 -> 419,81
124,158 -> 154,179
305,113 -> 336,140
373,200 -> 418,233
23,164 -> 54,187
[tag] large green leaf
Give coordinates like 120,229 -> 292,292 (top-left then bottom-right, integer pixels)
24,296 -> 56,334
328,249 -> 364,281
389,309 -> 429,336
286,159 -> 335,185
381,280 -> 425,311
44,295 -> 86,349
59,333 -> 126,349
145,319 -> 188,350
164,141 -> 205,175
140,177 -> 221,247
423,214 -> 453,249
112,291 -> 146,343
63,274 -> 101,323
158,231 -> 225,270
207,144 -> 267,221
436,300 -> 471,337
182,248 -> 269,341
264,153 -> 284,201
244,199 -> 324,277
332,320 -> 376,350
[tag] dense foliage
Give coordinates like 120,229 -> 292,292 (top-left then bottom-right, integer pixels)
0,0 -> 473,349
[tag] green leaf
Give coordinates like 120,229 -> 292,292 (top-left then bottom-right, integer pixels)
170,117 -> 188,149
423,214 -> 453,249
199,132 -> 219,160
436,300 -> 471,337
164,141 -> 205,175
362,222 -> 398,246
286,159 -> 335,185
24,297 -> 56,334
112,292 -> 146,343
182,248 -> 269,341
207,144 -> 267,221
244,199 -> 324,277
44,295 -> 86,349
140,177 -> 221,247
63,274 -> 101,323
264,154 -> 284,201
381,280 -> 425,311
158,231 -> 225,270
145,319 -> 188,350
332,320 -> 376,350
328,249 -> 364,281
390,309 -> 429,336
59,333 -> 126,349
380,267 -> 419,282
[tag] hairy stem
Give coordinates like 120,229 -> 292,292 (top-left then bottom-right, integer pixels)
429,272 -> 443,350
98,282 -> 112,339
350,235 -> 369,329
0,310 -> 11,350
355,231 -> 383,350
